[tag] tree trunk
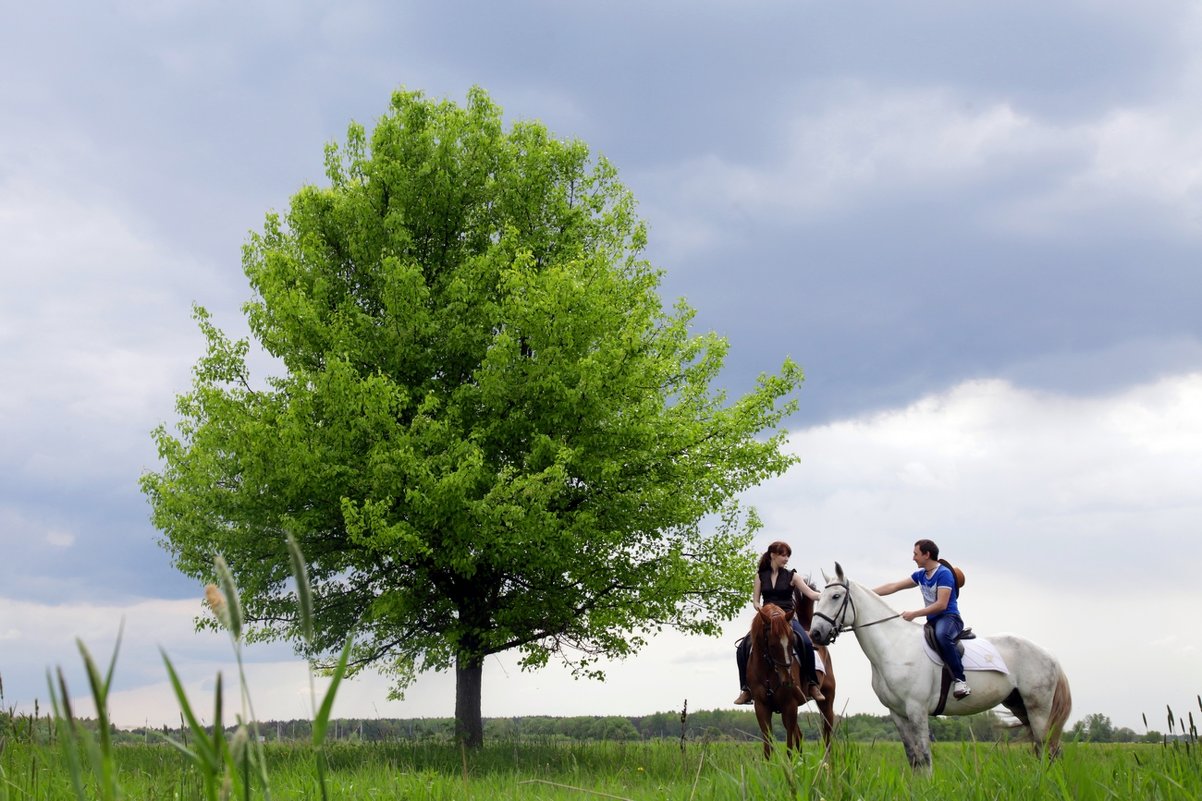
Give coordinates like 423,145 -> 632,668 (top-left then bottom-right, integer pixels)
455,651 -> 484,748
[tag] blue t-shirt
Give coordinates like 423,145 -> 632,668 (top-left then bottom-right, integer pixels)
911,565 -> 960,619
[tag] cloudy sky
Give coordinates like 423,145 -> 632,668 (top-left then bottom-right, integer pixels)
3,1 -> 1199,735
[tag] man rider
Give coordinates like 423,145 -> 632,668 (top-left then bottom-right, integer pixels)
874,538 -> 971,699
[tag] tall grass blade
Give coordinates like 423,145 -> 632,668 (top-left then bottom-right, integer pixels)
214,556 -> 243,641
46,669 -> 87,801
286,532 -> 314,643
160,649 -> 219,773
74,638 -> 121,800
312,634 -> 353,746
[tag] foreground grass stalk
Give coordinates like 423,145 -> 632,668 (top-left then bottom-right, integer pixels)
37,539 -> 354,801
45,626 -> 125,801
212,555 -> 273,801
160,654 -> 230,801
288,532 -> 353,801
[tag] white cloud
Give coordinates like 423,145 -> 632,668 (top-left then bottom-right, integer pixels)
44,529 -> 75,548
752,375 -> 1202,573
637,85 -> 1072,242
999,102 -> 1202,236
642,52 -> 1202,254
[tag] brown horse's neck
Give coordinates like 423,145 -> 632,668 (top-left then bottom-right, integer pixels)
795,588 -> 814,630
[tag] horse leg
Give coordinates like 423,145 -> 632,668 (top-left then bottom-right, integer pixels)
754,703 -> 775,759
1021,669 -> 1072,760
814,647 -> 835,752
782,704 -> 802,755
1001,687 -> 1033,748
817,695 -> 835,753
890,709 -> 932,772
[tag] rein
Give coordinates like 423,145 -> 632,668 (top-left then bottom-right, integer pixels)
755,608 -> 796,687
813,581 -> 900,643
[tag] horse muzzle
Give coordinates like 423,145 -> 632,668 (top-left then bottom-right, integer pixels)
810,619 -> 835,645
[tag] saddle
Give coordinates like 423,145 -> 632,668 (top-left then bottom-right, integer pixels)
922,621 -> 975,657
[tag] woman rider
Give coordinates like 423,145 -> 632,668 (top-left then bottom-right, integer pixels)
733,540 -> 825,704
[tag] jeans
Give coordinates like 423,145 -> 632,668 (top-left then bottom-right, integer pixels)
932,613 -> 966,681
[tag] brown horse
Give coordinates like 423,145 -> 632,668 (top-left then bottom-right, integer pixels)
742,602 -> 822,757
745,592 -> 837,759
740,598 -> 836,755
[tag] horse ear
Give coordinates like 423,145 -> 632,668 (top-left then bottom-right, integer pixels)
822,568 -> 831,583
835,562 -> 845,582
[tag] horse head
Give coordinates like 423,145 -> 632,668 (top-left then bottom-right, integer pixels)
755,603 -> 796,684
810,562 -> 852,646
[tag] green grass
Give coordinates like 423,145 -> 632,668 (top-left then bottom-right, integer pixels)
1,737 -> 1199,800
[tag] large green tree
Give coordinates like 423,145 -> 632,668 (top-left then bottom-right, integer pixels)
142,88 -> 803,747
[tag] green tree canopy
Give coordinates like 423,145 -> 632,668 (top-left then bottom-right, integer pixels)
141,87 -> 803,747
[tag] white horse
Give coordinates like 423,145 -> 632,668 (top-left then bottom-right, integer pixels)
809,563 -> 1071,771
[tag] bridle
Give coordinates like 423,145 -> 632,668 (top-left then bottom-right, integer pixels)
755,610 -> 796,689
812,580 -> 900,644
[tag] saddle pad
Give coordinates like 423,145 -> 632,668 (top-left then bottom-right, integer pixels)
921,636 -> 1009,675
814,650 -> 826,675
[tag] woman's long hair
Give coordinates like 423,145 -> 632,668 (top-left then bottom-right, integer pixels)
757,540 -> 792,572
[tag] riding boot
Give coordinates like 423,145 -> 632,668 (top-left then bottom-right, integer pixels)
734,637 -> 752,704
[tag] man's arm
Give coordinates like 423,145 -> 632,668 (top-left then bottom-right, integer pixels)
900,586 -> 951,622
873,578 -> 915,596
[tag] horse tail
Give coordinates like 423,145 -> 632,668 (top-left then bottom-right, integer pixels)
1045,666 -> 1073,753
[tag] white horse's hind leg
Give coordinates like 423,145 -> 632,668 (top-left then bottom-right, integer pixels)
1025,679 -> 1070,759
890,709 -> 932,771
1027,707 -> 1055,757
1004,643 -> 1072,759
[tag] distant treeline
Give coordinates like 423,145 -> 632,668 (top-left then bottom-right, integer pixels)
44,709 -> 1166,746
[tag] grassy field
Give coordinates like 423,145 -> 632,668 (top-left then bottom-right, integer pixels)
1,735 -> 1199,800
5,548 -> 1193,800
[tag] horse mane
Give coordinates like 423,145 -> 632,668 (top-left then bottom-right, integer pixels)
759,603 -> 793,640
794,584 -> 816,630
